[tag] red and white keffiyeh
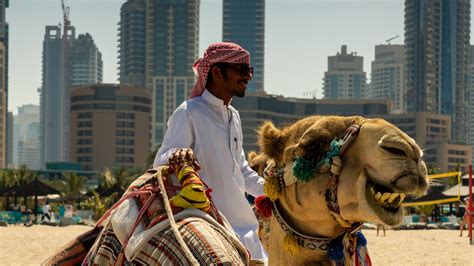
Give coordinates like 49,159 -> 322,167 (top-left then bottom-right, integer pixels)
190,42 -> 250,99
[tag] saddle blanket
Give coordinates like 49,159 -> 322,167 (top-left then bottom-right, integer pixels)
83,208 -> 249,265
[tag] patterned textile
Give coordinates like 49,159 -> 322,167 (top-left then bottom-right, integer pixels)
190,42 -> 250,99
84,217 -> 247,265
43,227 -> 102,265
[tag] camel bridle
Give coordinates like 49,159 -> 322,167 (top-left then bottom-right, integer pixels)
266,124 -> 364,252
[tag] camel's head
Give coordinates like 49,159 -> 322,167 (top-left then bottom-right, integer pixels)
337,118 -> 428,226
258,116 -> 428,228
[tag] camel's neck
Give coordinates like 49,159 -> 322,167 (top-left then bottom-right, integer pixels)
268,214 -> 333,265
275,199 -> 345,238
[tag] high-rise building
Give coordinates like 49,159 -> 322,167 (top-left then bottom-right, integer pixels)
323,45 -> 367,100
71,33 -> 103,86
69,84 -> 151,171
0,41 -> 5,167
468,46 -> 474,162
223,0 -> 265,94
13,104 -> 40,169
0,0 -> 8,168
405,0 -> 471,143
6,111 -> 12,168
118,0 -> 146,89
145,0 -> 199,148
40,25 -> 103,167
369,45 -> 405,113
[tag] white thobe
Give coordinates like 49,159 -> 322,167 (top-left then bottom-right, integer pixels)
154,89 -> 267,261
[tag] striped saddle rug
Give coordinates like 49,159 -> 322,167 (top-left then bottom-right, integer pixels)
44,166 -> 249,265
83,209 -> 249,265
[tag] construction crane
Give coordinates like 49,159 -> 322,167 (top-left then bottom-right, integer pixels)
61,0 -> 70,27
386,35 -> 399,45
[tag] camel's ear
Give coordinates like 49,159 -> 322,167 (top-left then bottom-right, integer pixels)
258,121 -> 286,161
248,152 -> 269,176
248,151 -> 258,162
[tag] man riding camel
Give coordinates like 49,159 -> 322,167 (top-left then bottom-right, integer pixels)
153,42 -> 267,263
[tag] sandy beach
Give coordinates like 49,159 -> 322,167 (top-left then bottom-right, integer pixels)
0,225 -> 473,265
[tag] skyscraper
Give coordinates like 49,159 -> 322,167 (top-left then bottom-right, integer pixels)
468,46 -> 474,161
323,45 -> 367,100
0,0 -> 8,168
223,0 -> 265,94
145,0 -> 199,147
14,105 -> 41,170
369,44 -> 405,113
405,0 -> 471,143
40,24 -> 103,167
118,0 -> 146,88
71,33 -> 103,86
0,41 -> 5,168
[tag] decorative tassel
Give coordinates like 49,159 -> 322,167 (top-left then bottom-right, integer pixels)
255,195 -> 272,218
292,157 -> 317,182
283,234 -> 300,255
263,174 -> 281,201
356,231 -> 367,247
327,238 -> 344,263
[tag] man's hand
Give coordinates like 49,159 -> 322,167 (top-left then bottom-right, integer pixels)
169,148 -> 200,171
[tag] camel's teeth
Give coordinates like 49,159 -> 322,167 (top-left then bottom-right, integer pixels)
375,192 -> 382,200
380,193 -> 390,203
388,193 -> 399,203
399,193 -> 406,203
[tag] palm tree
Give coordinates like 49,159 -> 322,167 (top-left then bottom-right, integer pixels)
63,172 -> 86,196
100,167 -> 141,190
10,164 -> 36,185
0,170 -> 15,189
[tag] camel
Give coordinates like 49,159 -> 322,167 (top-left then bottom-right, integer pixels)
252,115 -> 429,265
46,115 -> 428,265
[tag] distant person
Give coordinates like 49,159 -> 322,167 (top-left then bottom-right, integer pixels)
459,197 -> 472,237
41,202 -> 52,222
376,224 -> 386,236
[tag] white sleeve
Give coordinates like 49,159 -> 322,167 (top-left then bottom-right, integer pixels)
240,148 -> 265,197
153,105 -> 194,167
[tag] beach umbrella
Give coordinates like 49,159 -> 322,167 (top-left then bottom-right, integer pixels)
11,178 -> 61,216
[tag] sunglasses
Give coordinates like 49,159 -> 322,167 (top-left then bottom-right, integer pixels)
214,63 -> 254,77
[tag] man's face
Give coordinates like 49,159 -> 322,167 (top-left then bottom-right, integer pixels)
218,63 -> 253,98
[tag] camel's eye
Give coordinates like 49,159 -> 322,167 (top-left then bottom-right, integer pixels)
381,146 -> 407,157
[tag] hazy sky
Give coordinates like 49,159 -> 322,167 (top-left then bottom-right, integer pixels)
7,0 -> 473,114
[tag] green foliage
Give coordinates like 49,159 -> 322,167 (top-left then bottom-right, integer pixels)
0,170 -> 15,188
446,163 -> 462,186
0,165 -> 37,191
427,165 -> 439,175
100,166 -> 142,190
82,190 -> 107,220
63,172 -> 86,196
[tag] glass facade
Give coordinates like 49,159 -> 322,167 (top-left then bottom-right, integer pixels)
119,0 -> 146,88
404,0 -> 470,143
223,0 -> 265,94
147,0 -> 199,147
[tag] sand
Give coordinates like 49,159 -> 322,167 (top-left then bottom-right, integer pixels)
0,225 -> 473,265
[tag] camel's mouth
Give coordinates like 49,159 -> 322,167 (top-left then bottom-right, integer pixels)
364,178 -> 405,225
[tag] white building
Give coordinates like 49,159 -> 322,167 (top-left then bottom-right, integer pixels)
13,104 -> 41,169
369,44 -> 405,113
323,45 -> 367,100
